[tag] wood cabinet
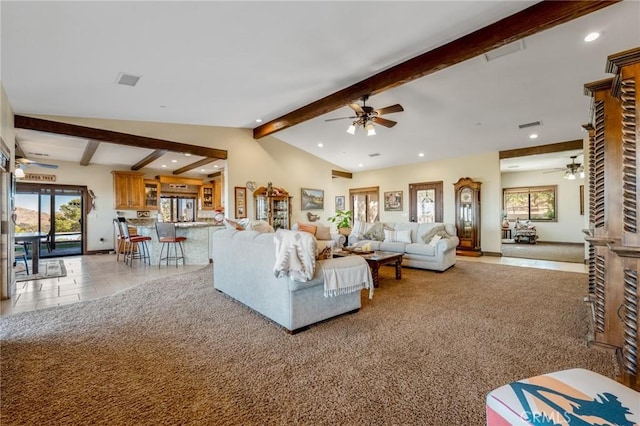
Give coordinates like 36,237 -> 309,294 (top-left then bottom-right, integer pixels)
112,171 -> 145,210
200,184 -> 214,210
453,177 -> 481,256
253,186 -> 291,230
144,180 -> 160,210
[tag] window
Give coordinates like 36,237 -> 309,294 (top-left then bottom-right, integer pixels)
503,185 -> 557,222
349,186 -> 379,223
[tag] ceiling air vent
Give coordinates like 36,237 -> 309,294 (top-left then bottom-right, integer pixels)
115,72 -> 141,87
368,153 -> 381,157
484,40 -> 525,62
518,120 -> 542,129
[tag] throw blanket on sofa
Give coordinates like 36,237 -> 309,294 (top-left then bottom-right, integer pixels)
273,230 -> 316,282
321,257 -> 374,299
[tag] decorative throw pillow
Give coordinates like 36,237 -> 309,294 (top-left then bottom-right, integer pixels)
352,220 -> 371,236
421,224 -> 445,244
428,234 -> 442,247
297,222 -> 317,235
364,222 -> 390,241
315,225 -> 332,241
224,219 -> 244,231
384,228 -> 412,243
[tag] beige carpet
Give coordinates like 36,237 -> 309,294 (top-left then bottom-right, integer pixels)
501,242 -> 585,263
15,259 -> 67,282
1,261 -> 616,425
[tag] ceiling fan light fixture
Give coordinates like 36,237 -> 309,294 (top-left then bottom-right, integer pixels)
346,123 -> 356,135
15,166 -> 25,178
366,122 -> 376,136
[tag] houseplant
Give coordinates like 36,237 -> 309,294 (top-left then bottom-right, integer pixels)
328,210 -> 352,235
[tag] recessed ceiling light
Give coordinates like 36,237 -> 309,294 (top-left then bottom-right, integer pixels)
317,143 -> 323,148
214,165 -> 219,168
529,133 -> 539,139
200,169 -> 206,172
171,159 -> 178,163
418,152 -> 424,157
184,153 -> 191,157
358,163 -> 363,168
255,119 -> 263,123
161,164 -> 167,168
584,32 -> 600,42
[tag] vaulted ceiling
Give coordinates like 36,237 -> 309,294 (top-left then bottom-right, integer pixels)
2,1 -> 639,174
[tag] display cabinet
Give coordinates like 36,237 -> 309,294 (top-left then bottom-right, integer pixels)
253,186 -> 291,230
200,184 -> 214,210
112,171 -> 145,210
144,179 -> 160,210
453,177 -> 481,256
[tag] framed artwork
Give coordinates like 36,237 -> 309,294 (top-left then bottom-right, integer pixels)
384,190 -> 403,211
579,185 -> 584,216
335,195 -> 345,211
235,186 -> 247,218
301,188 -> 324,210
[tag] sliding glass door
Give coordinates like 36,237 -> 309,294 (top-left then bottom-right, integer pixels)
15,183 -> 85,257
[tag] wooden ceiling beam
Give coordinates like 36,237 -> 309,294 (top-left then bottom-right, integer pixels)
173,157 -> 216,175
131,149 -> 168,171
14,115 -> 228,160
332,169 -> 352,179
253,1 -> 619,139
80,140 -> 100,166
499,140 -> 584,160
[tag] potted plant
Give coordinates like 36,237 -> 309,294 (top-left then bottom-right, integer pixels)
328,209 -> 352,235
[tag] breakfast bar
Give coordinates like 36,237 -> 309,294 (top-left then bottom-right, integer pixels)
131,221 -> 224,265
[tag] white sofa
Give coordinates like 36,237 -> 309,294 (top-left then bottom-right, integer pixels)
348,221 -> 459,272
212,229 -> 371,333
291,221 -> 346,249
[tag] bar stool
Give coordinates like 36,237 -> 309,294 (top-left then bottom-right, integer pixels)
155,222 -> 186,267
119,221 -> 151,265
113,219 -> 126,261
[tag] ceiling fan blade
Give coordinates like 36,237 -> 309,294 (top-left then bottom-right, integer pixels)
30,162 -> 59,169
375,104 -> 404,115
372,117 -> 397,128
542,168 -> 564,174
348,103 -> 364,114
324,116 -> 357,122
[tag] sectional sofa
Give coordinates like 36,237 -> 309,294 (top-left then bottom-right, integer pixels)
348,221 -> 459,272
212,229 -> 371,333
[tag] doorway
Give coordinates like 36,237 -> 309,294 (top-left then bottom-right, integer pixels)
14,183 -> 86,257
408,181 -> 443,223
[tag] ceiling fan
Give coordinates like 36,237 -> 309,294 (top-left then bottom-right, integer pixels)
325,95 -> 404,136
15,156 -> 59,178
544,155 -> 584,180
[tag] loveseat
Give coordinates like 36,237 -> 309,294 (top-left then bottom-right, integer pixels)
212,229 -> 372,333
348,221 -> 459,271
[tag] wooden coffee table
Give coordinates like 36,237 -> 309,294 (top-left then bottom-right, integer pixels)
334,250 -> 403,287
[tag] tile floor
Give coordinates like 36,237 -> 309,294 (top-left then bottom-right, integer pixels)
0,253 -> 586,318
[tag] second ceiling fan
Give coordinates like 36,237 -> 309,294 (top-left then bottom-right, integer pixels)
325,95 -> 404,135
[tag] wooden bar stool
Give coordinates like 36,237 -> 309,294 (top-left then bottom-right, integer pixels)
155,222 -> 186,267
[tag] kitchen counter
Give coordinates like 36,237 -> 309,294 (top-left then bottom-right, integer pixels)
130,221 -> 225,265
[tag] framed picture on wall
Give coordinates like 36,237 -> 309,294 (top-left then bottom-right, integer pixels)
301,188 -> 324,210
335,195 -> 345,211
235,186 -> 247,218
384,191 -> 403,211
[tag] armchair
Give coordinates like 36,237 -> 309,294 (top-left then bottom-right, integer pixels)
513,219 -> 538,244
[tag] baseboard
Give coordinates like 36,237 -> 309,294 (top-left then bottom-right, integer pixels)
85,249 -> 112,255
482,251 -> 502,257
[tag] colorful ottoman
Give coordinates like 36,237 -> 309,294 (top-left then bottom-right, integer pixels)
486,368 -> 639,425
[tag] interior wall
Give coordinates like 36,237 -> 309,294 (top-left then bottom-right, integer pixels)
1,82 -> 16,299
501,168 -> 585,243
332,151 -> 503,254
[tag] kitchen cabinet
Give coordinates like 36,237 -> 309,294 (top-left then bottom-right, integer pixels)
200,184 -> 214,210
254,186 -> 291,230
112,171 -> 145,210
144,179 -> 160,210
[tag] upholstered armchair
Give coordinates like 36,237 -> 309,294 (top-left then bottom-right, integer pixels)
513,219 -> 538,244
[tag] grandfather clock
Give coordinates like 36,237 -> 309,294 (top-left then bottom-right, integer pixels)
453,177 -> 482,256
